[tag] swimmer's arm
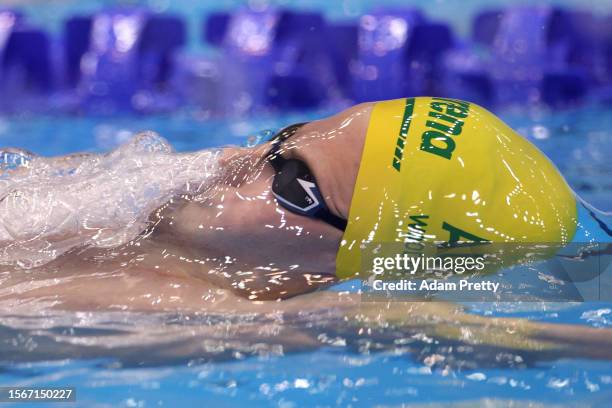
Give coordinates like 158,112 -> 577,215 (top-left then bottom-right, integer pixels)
354,300 -> 612,359
5,268 -> 612,361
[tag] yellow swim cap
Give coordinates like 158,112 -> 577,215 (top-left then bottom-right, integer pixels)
336,97 -> 578,279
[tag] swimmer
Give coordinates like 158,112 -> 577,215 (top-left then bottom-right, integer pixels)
1,97 -> 610,301
2,97 -> 612,360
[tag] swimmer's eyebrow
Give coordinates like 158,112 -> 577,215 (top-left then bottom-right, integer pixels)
273,127 -> 311,164
261,126 -> 315,183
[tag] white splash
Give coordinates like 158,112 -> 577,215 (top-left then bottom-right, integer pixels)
0,132 -> 221,268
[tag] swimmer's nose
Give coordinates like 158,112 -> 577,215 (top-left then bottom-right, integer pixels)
217,144 -> 273,188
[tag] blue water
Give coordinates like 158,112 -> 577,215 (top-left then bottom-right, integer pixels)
1,103 -> 611,407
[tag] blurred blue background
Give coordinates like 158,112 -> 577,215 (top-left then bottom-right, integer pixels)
1,0 -> 612,115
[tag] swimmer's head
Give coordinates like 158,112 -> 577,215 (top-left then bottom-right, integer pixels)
336,97 -> 578,278
2,98 -> 582,297
153,140 -> 344,295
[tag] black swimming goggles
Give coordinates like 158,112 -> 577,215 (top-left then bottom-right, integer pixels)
265,123 -> 347,231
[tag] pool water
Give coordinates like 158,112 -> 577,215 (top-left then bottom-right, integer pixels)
1,104 -> 612,407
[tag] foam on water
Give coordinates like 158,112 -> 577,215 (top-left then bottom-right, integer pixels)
0,132 -> 222,268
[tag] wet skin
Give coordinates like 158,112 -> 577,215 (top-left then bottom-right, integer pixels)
3,102 -> 612,361
142,101 -> 375,299
0,102 -> 375,309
